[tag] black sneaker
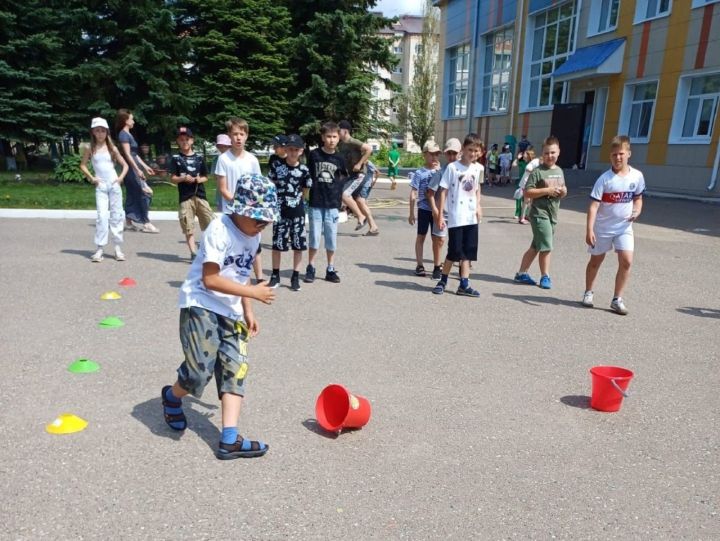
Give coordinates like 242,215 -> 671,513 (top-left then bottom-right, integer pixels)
268,274 -> 280,288
290,274 -> 301,291
431,266 -> 442,280
304,265 -> 315,283
325,269 -> 341,283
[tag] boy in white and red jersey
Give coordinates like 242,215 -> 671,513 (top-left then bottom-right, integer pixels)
582,135 -> 645,315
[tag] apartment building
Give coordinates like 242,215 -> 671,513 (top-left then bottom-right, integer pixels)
371,15 -> 426,152
434,0 -> 720,198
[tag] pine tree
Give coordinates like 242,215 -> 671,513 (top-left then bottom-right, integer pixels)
75,0 -> 194,146
284,0 -> 396,144
175,0 -> 291,147
0,1 -> 86,143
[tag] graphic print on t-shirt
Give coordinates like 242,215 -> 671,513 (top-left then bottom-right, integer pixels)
269,162 -> 311,218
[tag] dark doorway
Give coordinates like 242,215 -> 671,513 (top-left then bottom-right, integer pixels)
550,103 -> 587,169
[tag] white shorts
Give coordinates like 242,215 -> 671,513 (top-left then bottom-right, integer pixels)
588,231 -> 634,255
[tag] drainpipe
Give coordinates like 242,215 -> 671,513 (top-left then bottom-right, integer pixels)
466,0 -> 480,134
709,139 -> 720,191
509,0 -> 526,138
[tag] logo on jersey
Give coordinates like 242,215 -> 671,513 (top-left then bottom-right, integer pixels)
602,192 -> 634,204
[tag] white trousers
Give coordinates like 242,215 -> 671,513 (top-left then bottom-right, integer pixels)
95,182 -> 125,247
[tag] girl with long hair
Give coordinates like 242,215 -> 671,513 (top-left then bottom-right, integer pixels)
79,117 -> 129,261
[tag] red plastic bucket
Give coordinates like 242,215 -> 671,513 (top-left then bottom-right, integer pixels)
590,366 -> 634,412
315,384 -> 371,432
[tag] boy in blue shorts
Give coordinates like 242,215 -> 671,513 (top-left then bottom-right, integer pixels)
408,140 -> 441,277
305,121 -> 348,284
582,135 -> 644,315
426,138 -> 460,281
161,174 -> 278,460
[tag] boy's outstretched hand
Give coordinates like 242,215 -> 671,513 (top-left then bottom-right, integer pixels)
253,283 -> 276,304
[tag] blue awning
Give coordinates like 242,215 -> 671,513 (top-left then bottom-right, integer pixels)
553,38 -> 626,82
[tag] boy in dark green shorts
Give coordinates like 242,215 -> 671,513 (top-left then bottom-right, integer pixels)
513,136 -> 567,289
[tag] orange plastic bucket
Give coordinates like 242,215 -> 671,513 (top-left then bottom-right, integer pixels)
590,366 -> 634,412
315,384 -> 371,432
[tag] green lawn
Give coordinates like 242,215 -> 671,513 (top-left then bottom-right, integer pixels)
0,171 -> 218,211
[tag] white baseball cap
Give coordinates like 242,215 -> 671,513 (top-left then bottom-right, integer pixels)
444,138 -> 462,153
91,117 -> 109,130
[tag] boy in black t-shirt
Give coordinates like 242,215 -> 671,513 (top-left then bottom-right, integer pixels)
170,127 -> 216,259
267,134 -> 312,292
305,121 -> 347,284
267,134 -> 288,176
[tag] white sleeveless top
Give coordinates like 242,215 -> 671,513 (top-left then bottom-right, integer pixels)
91,149 -> 118,184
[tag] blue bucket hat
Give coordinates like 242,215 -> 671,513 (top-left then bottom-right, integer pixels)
232,174 -> 279,223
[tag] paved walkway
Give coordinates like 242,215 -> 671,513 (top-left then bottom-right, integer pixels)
2,185 -> 718,539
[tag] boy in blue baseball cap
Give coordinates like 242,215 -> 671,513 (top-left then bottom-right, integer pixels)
161,174 -> 279,459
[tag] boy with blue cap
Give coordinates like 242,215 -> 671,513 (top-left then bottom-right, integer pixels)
161,174 -> 278,460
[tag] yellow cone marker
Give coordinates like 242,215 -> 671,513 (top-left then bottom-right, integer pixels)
100,291 -> 122,300
46,413 -> 88,434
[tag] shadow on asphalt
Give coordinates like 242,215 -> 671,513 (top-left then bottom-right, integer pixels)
301,419 -> 339,439
474,273 -> 516,285
676,306 -> 720,319
131,396 -> 220,450
493,292 -> 584,308
61,248 -> 92,259
357,262 -> 412,277
560,395 -> 591,409
167,280 -> 183,288
374,279 -> 429,292
136,251 -> 186,263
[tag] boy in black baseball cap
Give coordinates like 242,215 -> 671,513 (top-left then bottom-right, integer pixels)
267,134 -> 312,291
170,126 -> 215,259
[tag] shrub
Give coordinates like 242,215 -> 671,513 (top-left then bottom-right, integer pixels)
53,154 -> 89,184
400,152 -> 424,168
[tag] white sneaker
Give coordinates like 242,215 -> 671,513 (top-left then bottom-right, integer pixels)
114,246 -> 126,261
611,297 -> 628,315
143,223 -> 160,234
581,290 -> 594,307
90,248 -> 104,262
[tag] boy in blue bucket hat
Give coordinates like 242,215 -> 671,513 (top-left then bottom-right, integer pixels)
161,173 -> 278,459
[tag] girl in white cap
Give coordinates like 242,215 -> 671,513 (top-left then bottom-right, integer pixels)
80,117 -> 129,262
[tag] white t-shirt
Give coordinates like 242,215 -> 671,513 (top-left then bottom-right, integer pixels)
178,214 -> 260,321
590,166 -> 646,236
439,160 -> 484,228
214,149 -> 261,214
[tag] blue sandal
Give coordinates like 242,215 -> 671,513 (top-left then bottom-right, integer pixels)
161,385 -> 187,431
215,437 -> 269,460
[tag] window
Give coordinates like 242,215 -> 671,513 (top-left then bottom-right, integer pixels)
620,81 -> 658,142
447,44 -> 470,117
673,74 -> 720,141
415,43 -> 422,55
481,27 -> 513,113
527,2 -> 577,109
393,65 -> 403,74
692,0 -> 720,7
393,46 -> 403,54
588,0 -> 620,35
634,0 -> 671,23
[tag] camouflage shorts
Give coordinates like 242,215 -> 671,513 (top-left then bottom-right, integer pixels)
176,306 -> 250,399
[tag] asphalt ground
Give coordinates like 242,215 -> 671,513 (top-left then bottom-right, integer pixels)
1,183 -> 719,540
